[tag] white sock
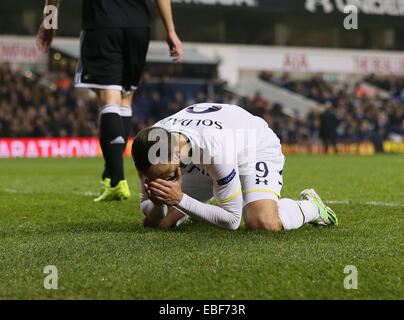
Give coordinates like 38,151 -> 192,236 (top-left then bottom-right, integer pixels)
100,104 -> 120,116
278,199 -> 320,230
119,106 -> 132,117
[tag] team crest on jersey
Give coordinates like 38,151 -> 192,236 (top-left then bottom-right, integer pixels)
217,169 -> 236,186
186,105 -> 222,114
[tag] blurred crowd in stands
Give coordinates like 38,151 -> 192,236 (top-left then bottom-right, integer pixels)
0,63 -> 98,138
1,62 -> 403,151
259,71 -> 404,148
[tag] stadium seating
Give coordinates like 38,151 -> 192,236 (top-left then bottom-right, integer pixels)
1,63 -> 403,146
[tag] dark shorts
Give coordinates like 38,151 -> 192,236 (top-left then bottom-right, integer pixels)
74,27 -> 150,93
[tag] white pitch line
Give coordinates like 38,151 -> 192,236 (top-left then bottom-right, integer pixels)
80,192 -> 142,197
82,191 -> 98,196
3,189 -> 100,197
326,200 -> 404,208
1,189 -> 141,197
363,201 -> 404,208
2,189 -> 403,208
3,188 -> 32,194
325,200 -> 349,204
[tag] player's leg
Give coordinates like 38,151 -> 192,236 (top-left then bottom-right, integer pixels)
105,26 -> 149,201
103,27 -> 149,200
324,137 -> 330,154
98,90 -> 121,194
241,154 -> 337,231
240,147 -> 285,230
98,59 -> 133,192
98,90 -> 132,196
243,199 -> 283,231
332,137 -> 338,154
243,197 -> 331,231
98,71 -> 135,195
97,90 -> 133,199
242,180 -> 332,231
94,89 -> 130,201
74,28 -> 130,201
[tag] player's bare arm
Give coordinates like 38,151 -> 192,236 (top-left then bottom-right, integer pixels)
36,0 -> 60,53
155,0 -> 183,62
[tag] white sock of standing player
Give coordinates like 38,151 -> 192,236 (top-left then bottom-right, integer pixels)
277,199 -> 320,230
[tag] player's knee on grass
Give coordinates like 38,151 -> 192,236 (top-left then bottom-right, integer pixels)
243,200 -> 283,231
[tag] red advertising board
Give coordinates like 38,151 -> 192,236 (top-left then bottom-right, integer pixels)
0,138 -> 100,158
0,138 -> 135,158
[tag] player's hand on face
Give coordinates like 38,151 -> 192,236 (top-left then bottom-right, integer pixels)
144,182 -> 165,206
148,167 -> 183,206
166,31 -> 183,62
36,22 -> 56,53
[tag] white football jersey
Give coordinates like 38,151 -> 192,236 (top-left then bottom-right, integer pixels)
154,103 -> 281,172
142,103 -> 285,230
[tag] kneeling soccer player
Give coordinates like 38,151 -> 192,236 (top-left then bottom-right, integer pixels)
132,103 -> 338,231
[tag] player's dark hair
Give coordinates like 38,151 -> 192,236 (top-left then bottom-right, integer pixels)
132,127 -> 176,173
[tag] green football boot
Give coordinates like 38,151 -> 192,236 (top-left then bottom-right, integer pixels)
299,189 -> 339,226
99,178 -> 111,195
94,179 -> 131,202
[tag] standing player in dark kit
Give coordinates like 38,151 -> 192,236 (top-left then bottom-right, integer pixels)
36,0 -> 183,201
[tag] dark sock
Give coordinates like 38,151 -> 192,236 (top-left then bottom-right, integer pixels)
101,162 -> 109,181
122,116 -> 132,144
100,111 -> 125,187
99,126 -> 110,180
101,110 -> 131,181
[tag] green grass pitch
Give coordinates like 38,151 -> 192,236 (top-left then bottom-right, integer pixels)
0,155 -> 403,299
